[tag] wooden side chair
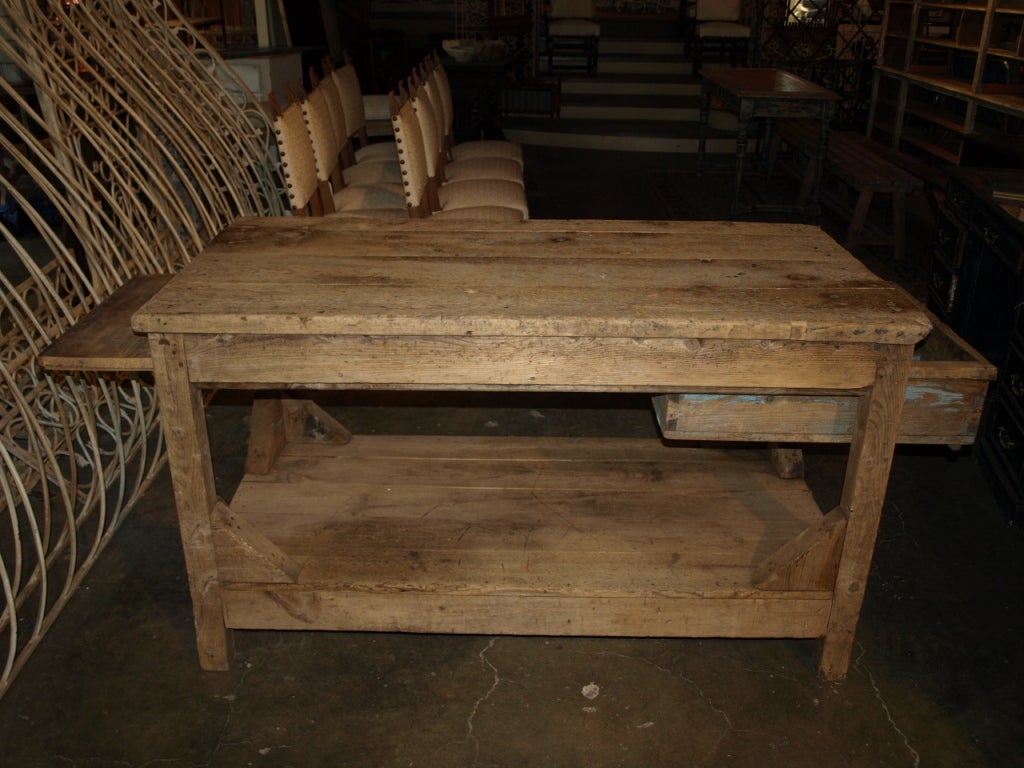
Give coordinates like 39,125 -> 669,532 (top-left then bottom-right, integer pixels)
300,84 -> 407,215
331,53 -> 399,167
390,92 -> 525,221
429,53 -> 523,168
311,64 -> 402,187
692,0 -> 751,73
546,0 -> 600,75
271,94 -> 405,219
413,66 -> 524,187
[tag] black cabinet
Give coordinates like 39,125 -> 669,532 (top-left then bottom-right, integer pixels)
930,167 -> 1024,522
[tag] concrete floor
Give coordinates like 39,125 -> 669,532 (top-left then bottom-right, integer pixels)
1,147 -> 1022,767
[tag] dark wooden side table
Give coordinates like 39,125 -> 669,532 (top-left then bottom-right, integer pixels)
698,67 -> 839,218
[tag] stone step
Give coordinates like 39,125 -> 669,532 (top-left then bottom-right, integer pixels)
540,56 -> 688,76
559,92 -> 701,121
600,38 -> 687,55
539,36 -> 690,77
512,36 -> 737,155
560,75 -> 699,97
503,118 -> 736,154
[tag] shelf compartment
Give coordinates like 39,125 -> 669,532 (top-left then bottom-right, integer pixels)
216,436 -> 836,638
977,55 -> 1024,91
901,127 -> 963,162
990,12 -> 1024,57
886,3 -> 913,36
900,102 -> 968,161
918,1 -> 988,9
882,36 -> 910,67
905,84 -> 971,130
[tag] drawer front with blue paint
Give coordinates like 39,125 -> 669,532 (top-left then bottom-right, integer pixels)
654,315 -> 994,446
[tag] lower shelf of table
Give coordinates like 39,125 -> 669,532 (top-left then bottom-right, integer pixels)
215,434 -> 836,638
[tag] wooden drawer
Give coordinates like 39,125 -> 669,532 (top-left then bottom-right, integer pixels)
654,314 -> 995,445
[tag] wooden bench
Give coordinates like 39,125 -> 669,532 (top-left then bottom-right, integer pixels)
40,274 -> 173,373
858,137 -> 947,220
769,120 -> 924,262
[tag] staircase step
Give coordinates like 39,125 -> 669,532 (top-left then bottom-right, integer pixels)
559,75 -> 699,97
503,118 -> 736,154
539,37 -> 690,77
541,57 -> 688,76
595,18 -> 686,39
516,34 -> 729,154
601,38 -> 687,55
560,92 -> 700,121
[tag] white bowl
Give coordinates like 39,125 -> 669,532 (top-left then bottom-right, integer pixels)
442,38 -> 483,63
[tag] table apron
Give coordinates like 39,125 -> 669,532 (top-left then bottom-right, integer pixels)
179,334 -> 887,390
739,100 -> 835,120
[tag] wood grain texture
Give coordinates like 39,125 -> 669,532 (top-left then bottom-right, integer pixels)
754,507 -> 847,590
149,333 -> 232,670
182,335 -> 883,390
217,436 -> 832,638
40,274 -> 173,372
820,344 -> 913,679
653,317 -> 995,444
222,590 -> 831,638
133,219 -> 933,346
131,217 -> 942,680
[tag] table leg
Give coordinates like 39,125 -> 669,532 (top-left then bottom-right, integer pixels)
150,332 -> 233,671
697,82 -> 710,175
819,344 -> 911,680
732,101 -> 753,215
808,104 -> 835,220
892,190 -> 907,262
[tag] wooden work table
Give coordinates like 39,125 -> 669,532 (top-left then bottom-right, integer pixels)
131,217 -> 988,681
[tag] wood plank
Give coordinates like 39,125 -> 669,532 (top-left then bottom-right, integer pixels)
149,333 -> 232,670
41,274 -> 172,372
138,283 -> 929,343
754,507 -> 847,590
183,335 -> 883,390
222,437 -> 827,603
653,316 -> 996,445
177,252 -> 877,287
820,344 -> 911,680
203,217 -> 864,259
137,280 -> 930,344
246,395 -> 354,475
245,396 -> 287,474
222,589 -> 832,638
132,220 -> 933,346
654,381 -> 990,444
212,499 -> 301,582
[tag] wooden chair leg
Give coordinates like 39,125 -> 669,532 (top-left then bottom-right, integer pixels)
796,154 -> 816,208
845,189 -> 874,253
892,190 -> 907,262
766,129 -> 783,179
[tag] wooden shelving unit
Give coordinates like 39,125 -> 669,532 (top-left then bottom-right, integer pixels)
868,0 -> 1024,166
